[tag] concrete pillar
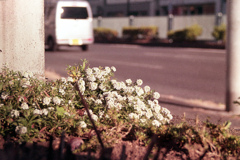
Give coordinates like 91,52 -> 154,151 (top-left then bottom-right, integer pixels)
0,0 -> 45,78
226,0 -> 240,114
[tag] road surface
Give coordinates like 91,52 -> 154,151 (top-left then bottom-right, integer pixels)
45,44 -> 226,105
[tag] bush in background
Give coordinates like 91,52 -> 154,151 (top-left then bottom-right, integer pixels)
212,24 -> 226,42
94,28 -> 118,42
167,24 -> 202,42
122,26 -> 158,40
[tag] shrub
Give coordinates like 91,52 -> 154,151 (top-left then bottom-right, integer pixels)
122,26 -> 158,40
0,60 -> 172,147
167,24 -> 202,41
94,28 -> 118,42
212,24 -> 226,41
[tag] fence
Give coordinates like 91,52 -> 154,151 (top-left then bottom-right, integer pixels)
93,14 -> 227,40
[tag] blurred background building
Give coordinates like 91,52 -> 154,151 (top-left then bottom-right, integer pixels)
88,0 -> 226,17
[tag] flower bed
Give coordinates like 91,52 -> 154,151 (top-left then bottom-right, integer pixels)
0,60 -> 172,149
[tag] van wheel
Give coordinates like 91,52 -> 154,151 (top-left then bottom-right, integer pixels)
81,45 -> 88,51
48,38 -> 58,51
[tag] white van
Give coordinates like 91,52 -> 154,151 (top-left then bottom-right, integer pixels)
44,0 -> 94,51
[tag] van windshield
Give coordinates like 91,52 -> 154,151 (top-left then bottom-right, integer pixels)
61,7 -> 88,19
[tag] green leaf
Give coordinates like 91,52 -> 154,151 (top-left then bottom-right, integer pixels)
56,106 -> 65,116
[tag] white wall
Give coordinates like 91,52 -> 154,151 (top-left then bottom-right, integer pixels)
93,15 -> 226,40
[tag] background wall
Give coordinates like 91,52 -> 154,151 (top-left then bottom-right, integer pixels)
93,14 -> 227,40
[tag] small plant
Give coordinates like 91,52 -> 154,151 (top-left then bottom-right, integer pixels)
94,27 -> 118,42
212,24 -> 226,42
167,24 -> 202,42
122,26 -> 158,40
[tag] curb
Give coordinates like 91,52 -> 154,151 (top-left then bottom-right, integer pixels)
159,94 -> 225,111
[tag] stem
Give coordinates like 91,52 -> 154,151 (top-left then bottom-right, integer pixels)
75,83 -> 105,149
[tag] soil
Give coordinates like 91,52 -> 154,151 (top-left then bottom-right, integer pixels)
0,114 -> 239,160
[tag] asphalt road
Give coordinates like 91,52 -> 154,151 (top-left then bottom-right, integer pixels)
45,43 -> 226,105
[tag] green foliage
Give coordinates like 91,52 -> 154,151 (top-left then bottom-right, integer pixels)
212,24 -> 226,41
167,24 -> 202,41
156,120 -> 240,158
94,27 -> 118,42
122,26 -> 158,40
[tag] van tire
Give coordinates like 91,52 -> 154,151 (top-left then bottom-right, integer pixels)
81,45 -> 88,51
48,38 -> 58,51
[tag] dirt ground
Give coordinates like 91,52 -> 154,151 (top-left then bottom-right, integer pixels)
0,114 -> 239,160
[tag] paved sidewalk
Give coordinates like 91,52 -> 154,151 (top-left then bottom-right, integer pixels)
159,95 -> 240,129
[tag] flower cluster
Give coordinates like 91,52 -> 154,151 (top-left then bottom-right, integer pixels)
0,60 -> 173,144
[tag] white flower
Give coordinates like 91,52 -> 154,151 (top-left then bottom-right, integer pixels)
86,68 -> 93,76
105,66 -> 111,74
23,71 -> 33,78
67,77 -> 74,82
79,121 -> 87,128
21,102 -> 29,110
93,67 -> 100,73
43,97 -> 51,105
11,110 -> 20,118
99,83 -> 107,91
1,92 -> 9,100
156,113 -> 164,121
0,104 -> 3,108
59,89 -> 65,95
146,109 -> 153,119
161,107 -> 171,115
111,66 -> 116,72
125,79 -> 132,85
153,92 -> 160,99
15,126 -> 27,134
124,86 -> 135,94
89,82 -> 98,91
136,79 -> 143,86
154,104 -> 161,113
92,114 -> 98,121
42,109 -> 48,116
129,113 -> 139,119
107,100 -> 115,108
61,77 -> 67,83
144,86 -> 151,93
64,112 -> 71,116
99,111 -> 105,118
22,80 -> 30,88
78,78 -> 85,93
87,75 -> 96,82
152,120 -> 161,127
140,119 -> 147,124
95,99 -> 102,105
33,109 -> 42,115
115,103 -> 123,110
18,96 -> 24,102
135,86 -> 144,96
48,107 -> 54,111
53,96 -> 61,105
113,82 -> 121,90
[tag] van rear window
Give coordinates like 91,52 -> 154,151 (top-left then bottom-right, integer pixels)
61,7 -> 88,19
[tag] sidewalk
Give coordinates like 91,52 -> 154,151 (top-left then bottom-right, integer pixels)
159,95 -> 240,131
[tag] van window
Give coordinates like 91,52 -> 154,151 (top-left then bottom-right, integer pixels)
61,7 -> 88,19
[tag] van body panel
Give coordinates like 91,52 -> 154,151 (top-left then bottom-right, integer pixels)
44,0 -> 94,50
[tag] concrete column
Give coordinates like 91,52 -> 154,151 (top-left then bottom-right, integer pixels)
0,0 -> 45,78
226,0 -> 240,114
